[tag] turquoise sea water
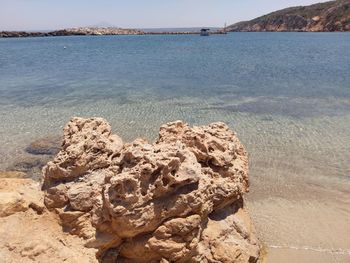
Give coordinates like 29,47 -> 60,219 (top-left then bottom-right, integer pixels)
0,33 -> 350,260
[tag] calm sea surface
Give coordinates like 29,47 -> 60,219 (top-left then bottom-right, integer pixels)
0,33 -> 349,260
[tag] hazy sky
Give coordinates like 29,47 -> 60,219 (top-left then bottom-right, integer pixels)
1,0 -> 329,30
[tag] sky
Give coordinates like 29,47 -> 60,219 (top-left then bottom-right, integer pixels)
1,0 -> 329,31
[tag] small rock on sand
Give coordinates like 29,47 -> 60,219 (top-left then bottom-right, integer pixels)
0,191 -> 27,217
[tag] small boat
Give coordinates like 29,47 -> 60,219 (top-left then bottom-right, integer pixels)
200,28 -> 210,36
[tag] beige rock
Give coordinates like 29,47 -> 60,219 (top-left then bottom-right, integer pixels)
43,117 -> 123,187
42,117 -> 261,262
147,215 -> 203,261
0,191 -> 27,217
198,199 -> 260,263
0,178 -> 45,217
0,178 -> 97,262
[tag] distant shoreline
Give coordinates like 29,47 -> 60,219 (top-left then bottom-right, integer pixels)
1,29 -> 348,39
0,27 -> 227,38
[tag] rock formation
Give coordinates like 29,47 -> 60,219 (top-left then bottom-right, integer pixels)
0,178 -> 97,263
0,27 -> 144,38
51,27 -> 144,36
228,0 -> 350,32
41,117 -> 260,262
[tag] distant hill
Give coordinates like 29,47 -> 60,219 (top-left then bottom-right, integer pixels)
227,0 -> 350,32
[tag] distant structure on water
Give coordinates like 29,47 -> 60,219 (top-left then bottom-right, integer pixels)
200,28 -> 210,36
223,23 -> 228,34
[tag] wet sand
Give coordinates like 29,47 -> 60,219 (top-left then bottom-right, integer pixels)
246,142 -> 350,262
247,195 -> 350,262
266,247 -> 350,263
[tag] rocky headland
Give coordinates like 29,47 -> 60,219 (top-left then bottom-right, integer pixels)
0,27 -> 144,38
0,117 -> 261,262
227,0 -> 350,32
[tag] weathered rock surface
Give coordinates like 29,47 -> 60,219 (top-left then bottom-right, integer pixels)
0,179 -> 44,218
0,178 -> 97,262
42,117 -> 260,262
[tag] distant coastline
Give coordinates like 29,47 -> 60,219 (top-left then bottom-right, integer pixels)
0,27 -> 142,38
0,27 -> 227,38
2,0 -> 349,38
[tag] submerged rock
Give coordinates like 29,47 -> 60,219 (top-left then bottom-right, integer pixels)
8,155 -> 52,180
43,117 -> 261,262
25,136 -> 61,155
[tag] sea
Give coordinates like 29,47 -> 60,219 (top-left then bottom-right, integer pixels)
0,32 -> 349,261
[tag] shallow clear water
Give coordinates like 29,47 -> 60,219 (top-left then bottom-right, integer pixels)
0,33 -> 350,260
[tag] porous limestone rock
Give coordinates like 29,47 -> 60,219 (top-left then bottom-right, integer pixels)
0,178 -> 97,263
0,178 -> 44,217
43,117 -> 261,262
0,191 -> 27,217
43,117 -> 123,187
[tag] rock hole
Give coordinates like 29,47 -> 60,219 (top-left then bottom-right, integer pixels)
162,176 -> 170,186
111,152 -> 121,159
124,180 -> 136,194
150,167 -> 161,184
